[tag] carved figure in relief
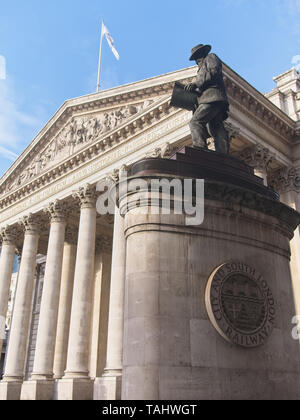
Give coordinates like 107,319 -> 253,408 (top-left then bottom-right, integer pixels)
76,119 -> 86,144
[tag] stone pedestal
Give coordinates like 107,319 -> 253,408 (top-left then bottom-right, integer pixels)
57,378 -> 94,401
20,380 -> 54,401
94,372 -> 122,401
0,382 -> 22,401
120,147 -> 300,400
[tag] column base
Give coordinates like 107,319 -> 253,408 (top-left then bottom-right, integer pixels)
93,374 -> 122,400
0,382 -> 22,400
57,378 -> 94,400
20,380 -> 54,400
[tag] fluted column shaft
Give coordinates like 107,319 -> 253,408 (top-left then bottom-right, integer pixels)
2,216 -> 39,382
53,228 -> 77,379
64,185 -> 97,378
31,202 -> 66,380
0,228 -> 17,355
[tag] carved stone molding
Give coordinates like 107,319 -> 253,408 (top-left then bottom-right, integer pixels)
44,199 -> 67,223
0,226 -> 19,246
19,214 -> 41,235
72,183 -> 97,209
105,169 -> 120,184
237,144 -> 274,171
223,76 -> 295,140
268,166 -> 300,194
105,164 -> 130,185
145,142 -> 179,159
204,180 -> 299,235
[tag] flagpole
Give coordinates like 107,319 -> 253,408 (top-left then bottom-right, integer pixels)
96,20 -> 104,92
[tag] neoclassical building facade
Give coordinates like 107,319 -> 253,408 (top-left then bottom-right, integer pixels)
0,63 -> 299,400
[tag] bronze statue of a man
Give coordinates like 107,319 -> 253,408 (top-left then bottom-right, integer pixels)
185,44 -> 230,154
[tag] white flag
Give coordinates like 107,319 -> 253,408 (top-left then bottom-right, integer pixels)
102,21 -> 120,61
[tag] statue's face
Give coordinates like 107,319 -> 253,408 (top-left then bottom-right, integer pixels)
196,57 -> 205,66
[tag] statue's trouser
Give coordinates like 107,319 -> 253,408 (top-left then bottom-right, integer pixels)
189,102 -> 229,154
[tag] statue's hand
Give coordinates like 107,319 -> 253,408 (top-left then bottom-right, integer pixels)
184,83 -> 197,92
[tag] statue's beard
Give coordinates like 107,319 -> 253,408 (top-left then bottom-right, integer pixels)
197,58 -> 205,67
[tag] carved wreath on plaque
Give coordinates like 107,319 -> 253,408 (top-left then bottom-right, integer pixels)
205,262 -> 276,348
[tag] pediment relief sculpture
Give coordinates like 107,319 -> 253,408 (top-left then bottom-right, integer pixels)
3,100 -> 155,195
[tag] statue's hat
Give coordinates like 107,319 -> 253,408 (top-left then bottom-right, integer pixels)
189,44 -> 212,61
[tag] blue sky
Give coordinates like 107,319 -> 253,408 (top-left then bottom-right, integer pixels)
0,0 -> 299,177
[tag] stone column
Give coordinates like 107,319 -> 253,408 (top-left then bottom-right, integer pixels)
0,227 -> 17,356
57,184 -> 97,400
53,225 -> 77,380
0,215 -> 40,400
21,201 -> 66,400
238,144 -> 274,186
89,237 -> 112,379
94,206 -> 126,401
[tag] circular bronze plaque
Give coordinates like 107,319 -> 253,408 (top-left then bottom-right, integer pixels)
205,262 -> 276,348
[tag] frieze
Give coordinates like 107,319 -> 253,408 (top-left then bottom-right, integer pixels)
205,262 -> 276,348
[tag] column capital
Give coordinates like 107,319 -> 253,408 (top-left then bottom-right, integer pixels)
0,226 -> 18,246
18,214 -> 41,235
72,184 -> 97,208
269,166 -> 300,194
224,121 -> 241,141
238,143 -> 274,171
105,165 -> 130,185
44,200 -> 67,223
